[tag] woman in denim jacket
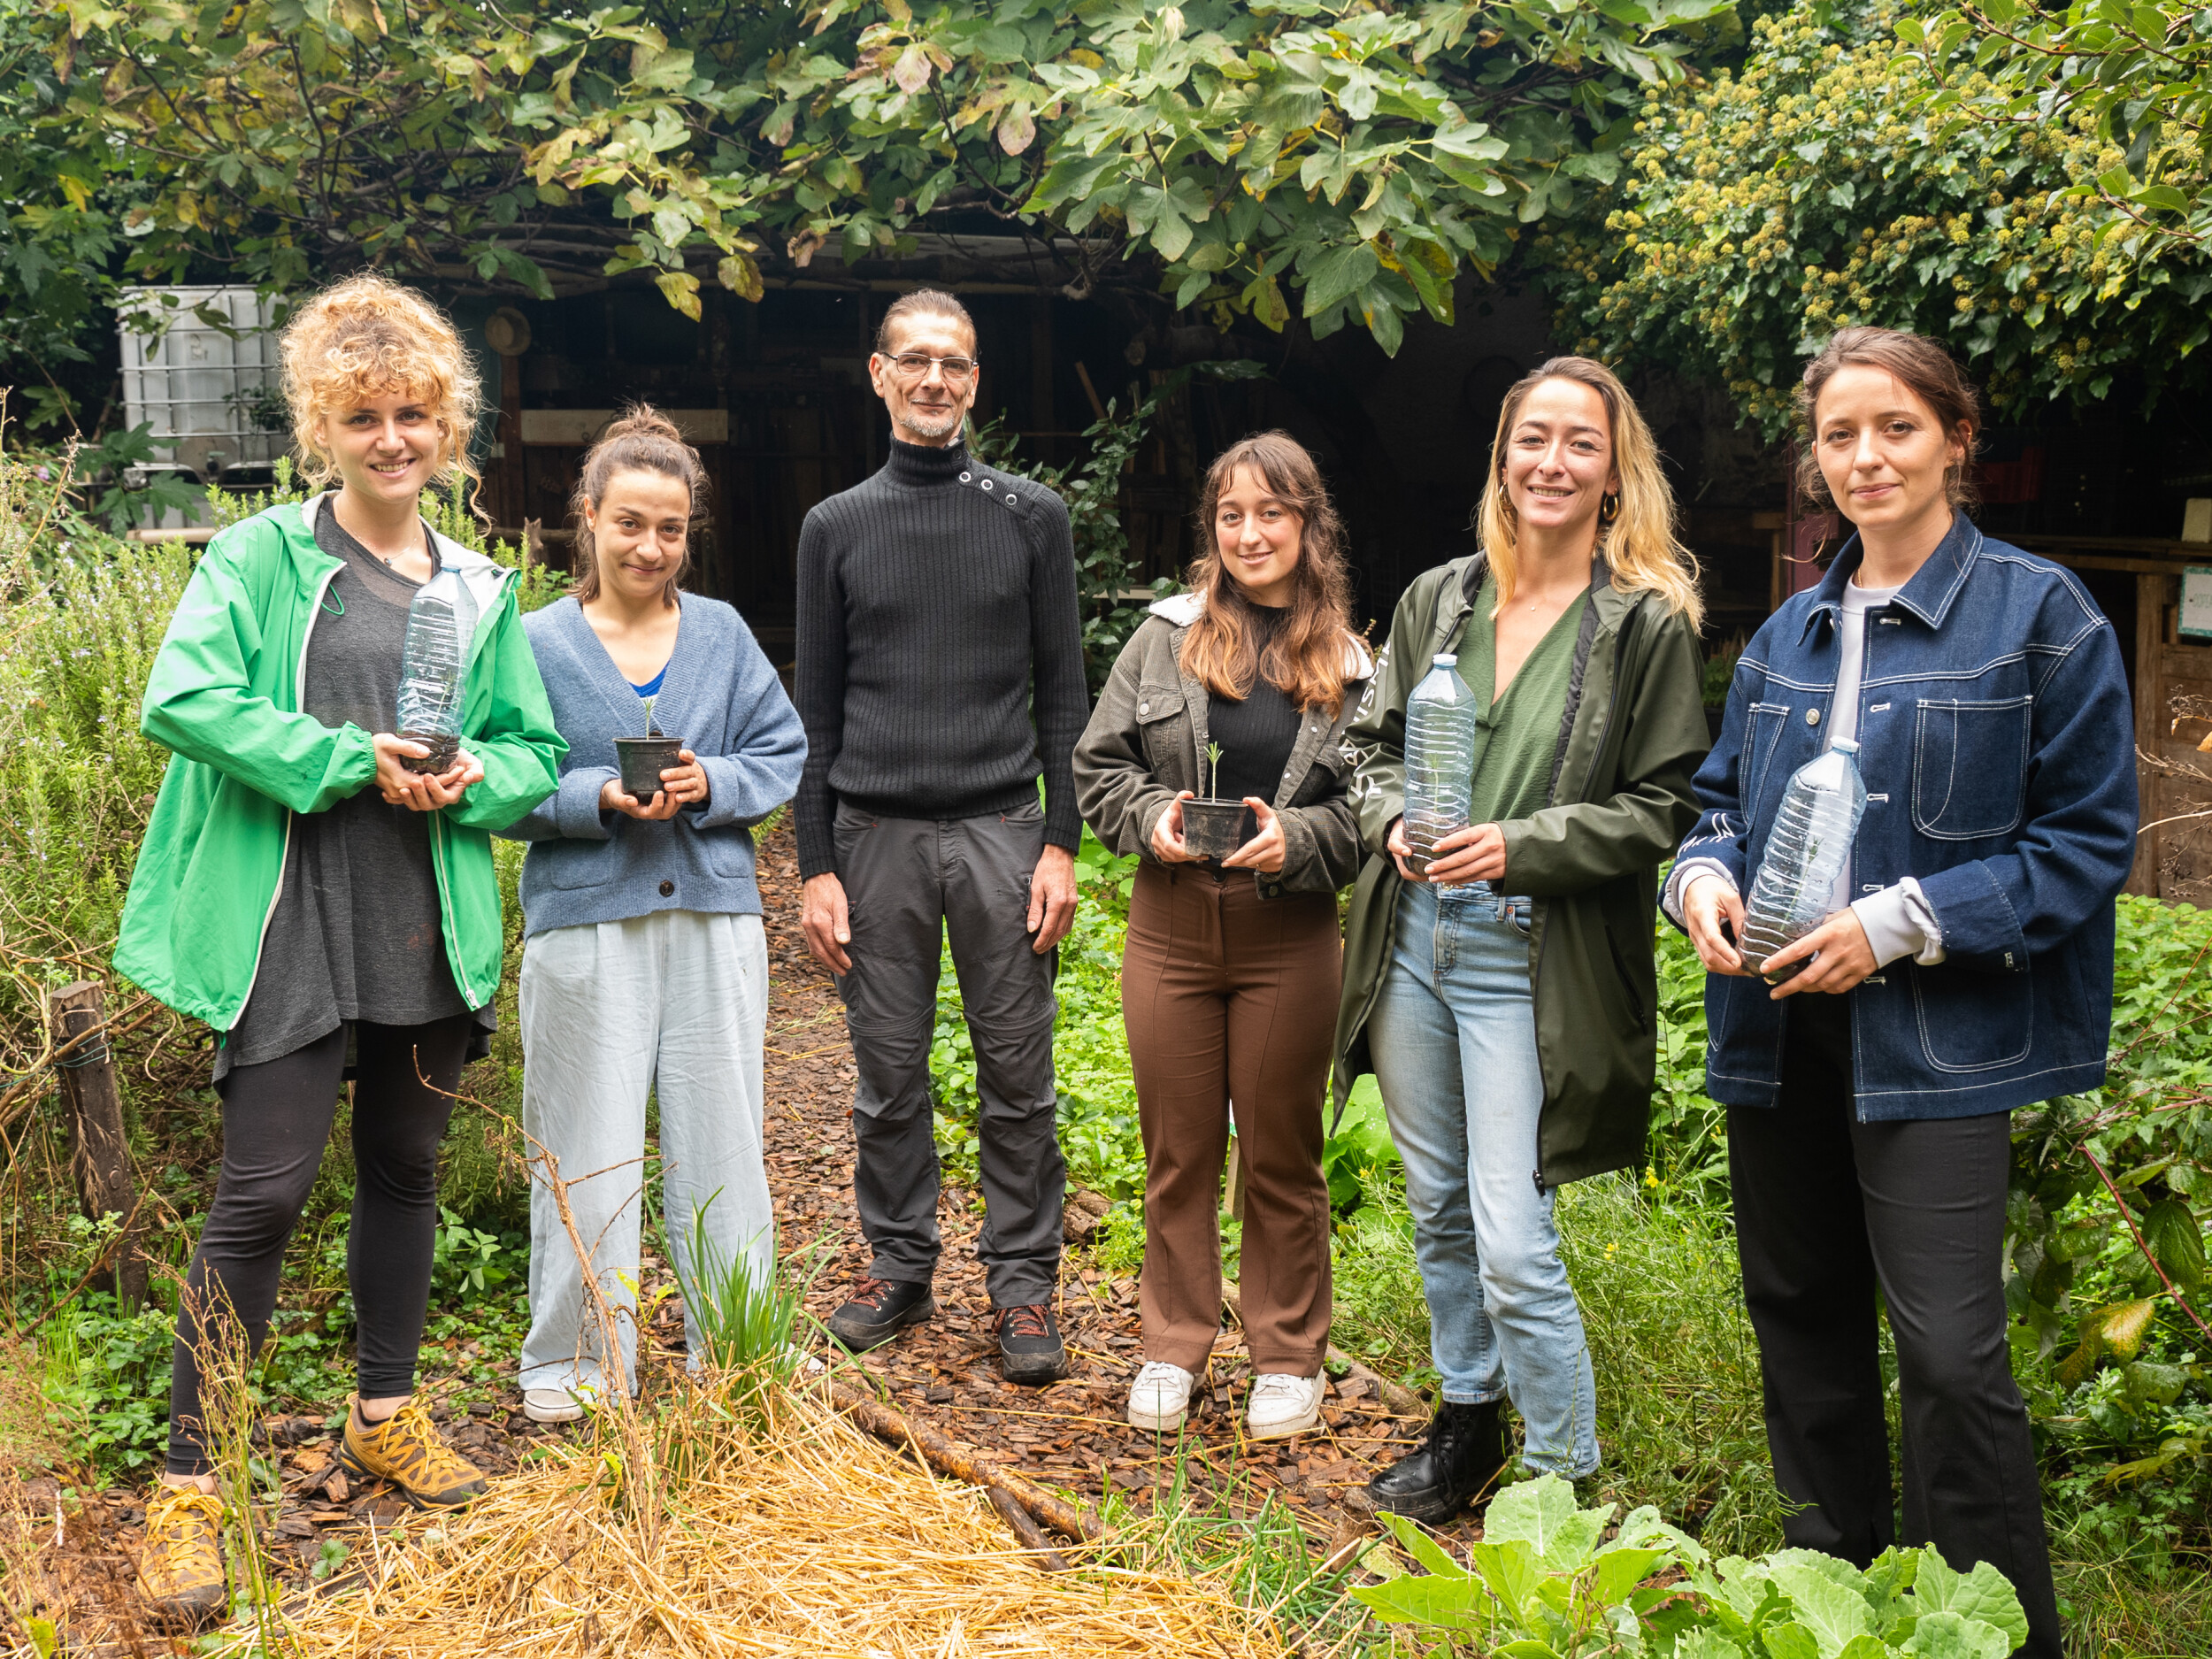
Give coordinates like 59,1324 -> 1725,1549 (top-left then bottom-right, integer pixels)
1671,327 -> 2137,1659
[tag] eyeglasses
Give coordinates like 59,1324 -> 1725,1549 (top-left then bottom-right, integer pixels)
885,352 -> 978,382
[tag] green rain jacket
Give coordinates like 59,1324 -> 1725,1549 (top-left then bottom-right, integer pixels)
1332,551 -> 1709,1189
113,497 -> 565,1030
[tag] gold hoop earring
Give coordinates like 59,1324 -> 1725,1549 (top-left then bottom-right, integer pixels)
1600,492 -> 1620,524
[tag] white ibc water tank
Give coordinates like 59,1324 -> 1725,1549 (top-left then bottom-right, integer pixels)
117,286 -> 285,483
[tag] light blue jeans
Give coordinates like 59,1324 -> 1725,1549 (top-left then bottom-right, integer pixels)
1370,879 -> 1600,1477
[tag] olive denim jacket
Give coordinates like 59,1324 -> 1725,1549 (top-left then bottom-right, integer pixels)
1073,593 -> 1373,898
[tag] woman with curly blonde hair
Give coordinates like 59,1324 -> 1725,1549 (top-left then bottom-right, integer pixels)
115,273 -> 562,1624
1333,357 -> 1709,1521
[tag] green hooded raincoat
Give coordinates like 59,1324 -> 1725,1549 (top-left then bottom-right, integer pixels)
1333,552 -> 1709,1189
113,498 -> 565,1030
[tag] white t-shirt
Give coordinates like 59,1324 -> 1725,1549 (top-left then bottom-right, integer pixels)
1664,578 -> 1944,969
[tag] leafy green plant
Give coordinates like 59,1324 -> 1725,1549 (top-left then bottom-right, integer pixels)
678,1202 -> 826,1432
38,1294 -> 176,1471
34,0 -> 1737,357
1323,1073 -> 1399,1210
1904,0 -> 2211,254
1535,0 -> 2212,433
1356,1472 -> 2030,1658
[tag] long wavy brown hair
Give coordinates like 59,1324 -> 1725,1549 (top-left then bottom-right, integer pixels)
1179,432 -> 1356,716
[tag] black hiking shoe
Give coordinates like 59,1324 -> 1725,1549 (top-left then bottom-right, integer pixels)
826,1276 -> 935,1352
994,1303 -> 1069,1386
1365,1400 -> 1506,1525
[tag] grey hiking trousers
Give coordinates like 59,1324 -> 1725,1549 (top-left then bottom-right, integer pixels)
833,800 -> 1064,1307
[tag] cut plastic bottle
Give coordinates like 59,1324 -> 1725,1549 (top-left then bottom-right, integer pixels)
1740,737 -> 1868,979
395,566 -> 478,774
1403,653 -> 1480,887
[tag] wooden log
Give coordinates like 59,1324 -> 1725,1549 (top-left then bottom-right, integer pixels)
826,1379 -> 1102,1544
1220,1280 -> 1425,1418
987,1487 -> 1072,1572
48,980 -> 146,1310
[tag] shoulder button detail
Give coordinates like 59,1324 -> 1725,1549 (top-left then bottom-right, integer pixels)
980,478 -> 995,491
959,471 -> 972,483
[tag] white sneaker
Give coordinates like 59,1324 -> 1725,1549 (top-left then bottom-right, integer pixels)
1246,1373 -> 1324,1440
1126,1361 -> 1197,1432
521,1387 -> 586,1424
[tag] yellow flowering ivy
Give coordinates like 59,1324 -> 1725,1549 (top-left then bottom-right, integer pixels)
1533,0 -> 2212,436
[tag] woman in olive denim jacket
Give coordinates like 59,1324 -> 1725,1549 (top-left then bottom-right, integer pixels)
1074,432 -> 1371,1443
1671,327 -> 2136,1659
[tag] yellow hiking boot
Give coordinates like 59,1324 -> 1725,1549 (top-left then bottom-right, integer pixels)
336,1396 -> 487,1509
138,1485 -> 227,1626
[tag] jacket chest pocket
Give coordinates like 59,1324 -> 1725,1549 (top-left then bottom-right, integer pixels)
1135,681 -> 1188,778
1741,702 -> 1793,811
1912,697 -> 2032,841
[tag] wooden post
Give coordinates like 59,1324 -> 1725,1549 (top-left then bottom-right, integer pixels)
48,981 -> 147,1310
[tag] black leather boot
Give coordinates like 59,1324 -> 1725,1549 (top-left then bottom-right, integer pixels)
1365,1400 -> 1506,1524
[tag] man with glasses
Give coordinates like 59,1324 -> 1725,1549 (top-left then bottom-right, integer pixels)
794,288 -> 1085,1384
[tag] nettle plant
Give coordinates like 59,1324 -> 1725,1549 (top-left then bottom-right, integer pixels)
1355,1474 -> 2030,1658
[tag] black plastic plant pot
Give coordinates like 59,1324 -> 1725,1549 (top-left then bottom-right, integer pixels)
1179,797 -> 1248,861
398,730 -> 459,775
615,734 -> 685,802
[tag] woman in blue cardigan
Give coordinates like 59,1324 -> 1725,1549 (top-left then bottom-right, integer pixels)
1671,328 -> 2136,1659
500,407 -> 805,1420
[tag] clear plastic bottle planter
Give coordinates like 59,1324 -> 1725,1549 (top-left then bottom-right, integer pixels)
1403,653 -> 1479,885
1740,737 -> 1868,981
613,733 -> 686,803
396,568 -> 478,774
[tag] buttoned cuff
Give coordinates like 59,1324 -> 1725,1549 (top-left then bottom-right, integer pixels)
1849,878 -> 1947,969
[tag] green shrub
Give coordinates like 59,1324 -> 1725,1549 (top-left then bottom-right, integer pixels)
1356,1474 -> 2029,1659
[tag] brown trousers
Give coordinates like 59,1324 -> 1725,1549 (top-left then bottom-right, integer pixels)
1122,861 -> 1339,1375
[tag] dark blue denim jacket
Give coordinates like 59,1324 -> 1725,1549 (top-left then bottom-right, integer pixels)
1675,517 -> 2137,1119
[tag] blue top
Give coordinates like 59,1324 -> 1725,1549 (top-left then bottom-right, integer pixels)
630,663 -> 667,697
498,595 -> 806,939
1676,515 -> 2138,1120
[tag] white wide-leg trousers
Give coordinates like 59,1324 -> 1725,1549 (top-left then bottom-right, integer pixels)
518,908 -> 772,1394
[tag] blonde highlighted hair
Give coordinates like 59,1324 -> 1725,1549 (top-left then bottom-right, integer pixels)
1476,357 -> 1702,628
1179,431 -> 1356,718
279,273 -> 481,494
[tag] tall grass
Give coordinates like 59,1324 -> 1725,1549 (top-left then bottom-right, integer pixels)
0,471 -> 184,1042
1555,1173 -> 1786,1555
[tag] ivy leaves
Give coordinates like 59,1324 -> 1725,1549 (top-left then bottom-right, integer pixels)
1535,0 -> 2212,435
1904,0 -> 2212,251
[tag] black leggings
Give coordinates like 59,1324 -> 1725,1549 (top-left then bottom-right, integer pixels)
165,1016 -> 472,1476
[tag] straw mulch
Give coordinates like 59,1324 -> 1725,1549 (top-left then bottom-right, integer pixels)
286,1391 -> 1290,1659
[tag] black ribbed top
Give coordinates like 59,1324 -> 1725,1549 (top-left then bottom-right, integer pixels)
794,438 -> 1088,879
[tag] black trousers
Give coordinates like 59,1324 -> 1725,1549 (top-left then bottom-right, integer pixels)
1728,994 -> 2061,1659
165,1015 -> 472,1475
831,802 -> 1064,1308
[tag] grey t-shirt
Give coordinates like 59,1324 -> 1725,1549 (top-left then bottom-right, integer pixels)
216,502 -> 488,1079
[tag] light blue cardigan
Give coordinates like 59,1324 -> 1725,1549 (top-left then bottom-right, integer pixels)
499,595 -> 805,939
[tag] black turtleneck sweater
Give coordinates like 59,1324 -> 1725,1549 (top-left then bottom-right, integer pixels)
794,438 -> 1087,879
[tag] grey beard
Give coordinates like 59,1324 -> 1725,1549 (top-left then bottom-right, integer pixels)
895,406 -> 963,443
